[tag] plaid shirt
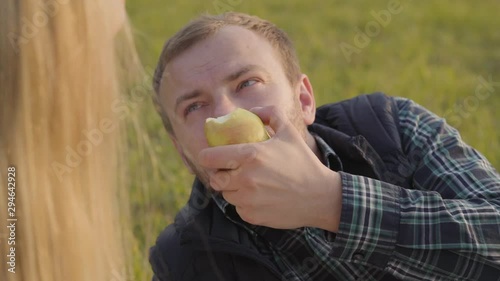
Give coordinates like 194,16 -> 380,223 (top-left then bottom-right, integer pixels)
213,97 -> 500,281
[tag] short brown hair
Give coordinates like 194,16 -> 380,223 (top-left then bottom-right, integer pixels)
152,12 -> 301,134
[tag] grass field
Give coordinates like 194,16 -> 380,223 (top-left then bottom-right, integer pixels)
124,0 -> 499,279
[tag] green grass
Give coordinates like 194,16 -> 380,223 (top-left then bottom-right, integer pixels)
125,0 -> 499,279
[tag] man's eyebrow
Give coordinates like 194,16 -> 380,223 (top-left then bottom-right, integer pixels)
174,65 -> 268,113
223,64 -> 268,83
174,90 -> 201,113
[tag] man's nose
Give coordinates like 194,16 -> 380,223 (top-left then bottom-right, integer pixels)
212,95 -> 239,118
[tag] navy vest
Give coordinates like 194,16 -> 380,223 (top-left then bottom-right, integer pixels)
150,93 -> 409,281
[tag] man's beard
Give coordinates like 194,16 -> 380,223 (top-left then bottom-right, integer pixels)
184,101 -> 307,193
184,154 -> 212,191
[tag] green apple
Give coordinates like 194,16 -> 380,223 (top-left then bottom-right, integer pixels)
204,108 -> 270,147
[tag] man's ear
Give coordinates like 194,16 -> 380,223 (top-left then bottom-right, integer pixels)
170,134 -> 195,174
296,74 -> 316,125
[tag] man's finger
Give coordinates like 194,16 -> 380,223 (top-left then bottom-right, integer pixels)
221,190 -> 239,204
198,142 -> 260,169
250,106 -> 296,139
210,169 -> 239,191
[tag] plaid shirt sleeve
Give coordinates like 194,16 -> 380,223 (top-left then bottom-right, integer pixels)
330,97 -> 500,280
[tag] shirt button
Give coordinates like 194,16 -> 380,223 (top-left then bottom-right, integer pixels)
352,252 -> 365,261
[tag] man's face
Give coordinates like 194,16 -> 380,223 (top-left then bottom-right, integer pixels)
158,25 -> 315,186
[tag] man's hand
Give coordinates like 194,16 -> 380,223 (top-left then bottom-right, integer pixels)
198,106 -> 342,232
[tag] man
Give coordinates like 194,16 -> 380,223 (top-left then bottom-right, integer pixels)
149,12 -> 500,281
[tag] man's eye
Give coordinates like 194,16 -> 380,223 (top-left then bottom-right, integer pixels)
184,102 -> 203,116
238,79 -> 257,90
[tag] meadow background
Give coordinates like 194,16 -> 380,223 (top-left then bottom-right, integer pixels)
124,0 -> 499,279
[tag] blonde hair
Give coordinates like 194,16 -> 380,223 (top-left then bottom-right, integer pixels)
0,1 -> 140,280
152,12 -> 301,134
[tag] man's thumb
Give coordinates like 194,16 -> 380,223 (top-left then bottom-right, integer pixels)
250,106 -> 296,139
